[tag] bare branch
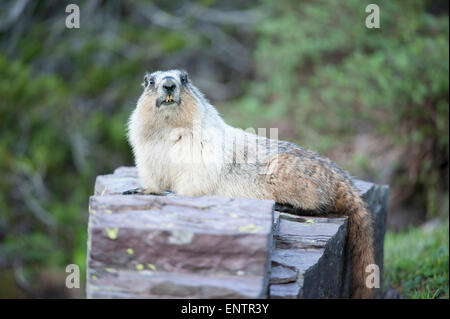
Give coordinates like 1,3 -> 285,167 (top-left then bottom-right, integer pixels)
0,0 -> 30,31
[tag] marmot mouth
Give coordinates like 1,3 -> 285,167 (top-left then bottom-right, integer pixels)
164,95 -> 174,103
156,95 -> 180,107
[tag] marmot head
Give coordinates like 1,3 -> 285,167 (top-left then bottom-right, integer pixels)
140,69 -> 200,108
136,69 -> 213,127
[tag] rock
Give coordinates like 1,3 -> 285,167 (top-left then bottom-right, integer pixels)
94,174 -> 140,196
270,214 -> 348,298
270,180 -> 389,299
87,167 -> 389,299
270,266 -> 297,284
300,217 -> 348,298
270,282 -> 301,299
87,170 -> 274,298
89,271 -> 267,299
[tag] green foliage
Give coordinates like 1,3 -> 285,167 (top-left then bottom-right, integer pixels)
0,56 -> 90,292
384,221 -> 449,299
0,0 -> 253,297
226,0 -> 449,218
0,0 -> 448,298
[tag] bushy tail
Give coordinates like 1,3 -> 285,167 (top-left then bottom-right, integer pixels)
335,187 -> 375,299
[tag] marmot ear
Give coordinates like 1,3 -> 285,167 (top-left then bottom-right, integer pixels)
180,70 -> 189,84
142,73 -> 149,88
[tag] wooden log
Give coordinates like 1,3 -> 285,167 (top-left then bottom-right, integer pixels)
86,167 -> 389,299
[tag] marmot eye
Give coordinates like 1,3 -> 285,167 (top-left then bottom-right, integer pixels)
181,75 -> 188,85
144,77 -> 155,87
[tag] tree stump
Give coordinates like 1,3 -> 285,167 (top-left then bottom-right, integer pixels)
87,167 -> 389,298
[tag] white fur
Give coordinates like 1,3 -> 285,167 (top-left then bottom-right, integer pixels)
128,70 -> 280,199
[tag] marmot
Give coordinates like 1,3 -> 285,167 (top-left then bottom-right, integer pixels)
126,69 -> 375,299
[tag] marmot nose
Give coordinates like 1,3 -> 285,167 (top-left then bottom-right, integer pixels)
162,80 -> 177,94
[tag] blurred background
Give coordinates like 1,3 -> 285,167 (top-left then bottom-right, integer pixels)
0,0 -> 448,298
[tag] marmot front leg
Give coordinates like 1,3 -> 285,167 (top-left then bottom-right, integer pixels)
123,187 -> 143,195
123,174 -> 166,196
122,187 -> 165,195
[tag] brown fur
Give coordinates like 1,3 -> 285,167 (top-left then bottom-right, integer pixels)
262,148 -> 375,298
334,185 -> 375,298
129,70 -> 376,298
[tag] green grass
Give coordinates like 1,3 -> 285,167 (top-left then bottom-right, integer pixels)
384,220 -> 449,299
